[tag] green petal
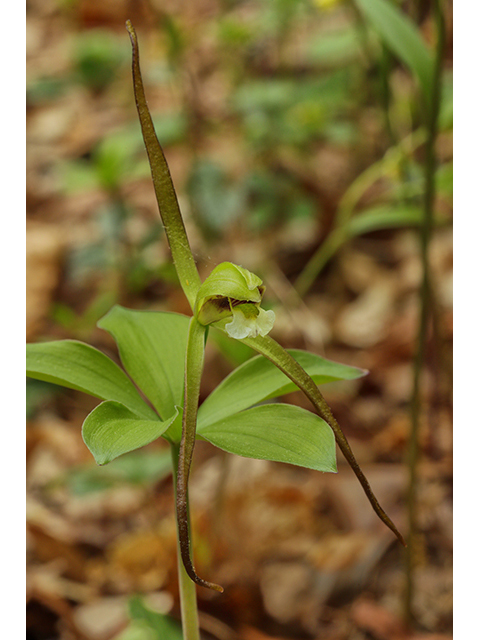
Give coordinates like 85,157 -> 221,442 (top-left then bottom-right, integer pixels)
225,306 -> 275,339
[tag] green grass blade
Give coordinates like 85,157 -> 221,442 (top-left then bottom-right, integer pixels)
355,0 -> 434,104
347,204 -> 424,236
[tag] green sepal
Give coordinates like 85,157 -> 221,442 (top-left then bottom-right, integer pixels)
194,262 -> 264,325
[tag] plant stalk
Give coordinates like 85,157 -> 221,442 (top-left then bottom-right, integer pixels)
177,317 -> 224,593
171,444 -> 201,640
404,0 -> 445,625
293,128 -> 427,300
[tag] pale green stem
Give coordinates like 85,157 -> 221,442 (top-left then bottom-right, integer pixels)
242,334 -> 406,547
171,444 -> 201,640
126,21 -> 201,309
177,317 -> 224,593
293,128 -> 427,299
404,0 -> 445,624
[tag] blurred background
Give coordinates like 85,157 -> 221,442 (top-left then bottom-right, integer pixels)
26,0 -> 452,639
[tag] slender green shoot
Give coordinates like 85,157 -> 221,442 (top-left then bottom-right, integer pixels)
404,0 -> 445,624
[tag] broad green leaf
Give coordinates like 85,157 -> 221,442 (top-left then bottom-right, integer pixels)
198,404 -> 337,473
355,0 -> 434,102
82,401 -> 178,465
98,306 -> 190,419
26,340 -> 155,420
347,204 -> 423,237
197,349 -> 366,429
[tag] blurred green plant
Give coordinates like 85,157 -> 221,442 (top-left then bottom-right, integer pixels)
293,0 -> 452,297
114,596 -> 183,640
355,0 -> 435,104
63,450 -> 172,496
73,29 -> 127,92
186,160 -> 246,237
233,71 -> 354,151
26,379 -> 63,420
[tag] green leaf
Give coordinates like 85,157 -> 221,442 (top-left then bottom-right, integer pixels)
26,340 -> 155,420
438,74 -> 453,130
113,621 -> 157,640
347,204 -> 423,237
355,0 -> 434,102
98,306 -> 190,419
82,401 -> 178,465
198,404 -> 337,473
197,349 -> 366,429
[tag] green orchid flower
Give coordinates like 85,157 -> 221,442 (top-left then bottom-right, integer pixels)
194,262 -> 275,338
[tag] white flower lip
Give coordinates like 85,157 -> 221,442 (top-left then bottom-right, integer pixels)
225,307 -> 275,340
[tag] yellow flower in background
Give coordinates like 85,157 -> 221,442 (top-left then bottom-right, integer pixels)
313,0 -> 344,10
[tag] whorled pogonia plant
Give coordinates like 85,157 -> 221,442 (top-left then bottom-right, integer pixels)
26,23 -> 405,613
124,20 -> 405,593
